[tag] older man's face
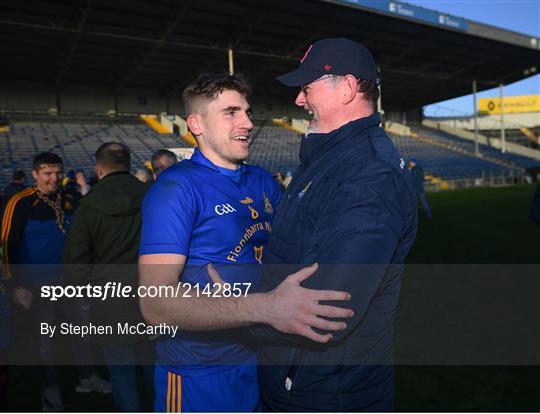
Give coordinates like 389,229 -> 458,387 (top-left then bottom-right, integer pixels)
295,75 -> 343,134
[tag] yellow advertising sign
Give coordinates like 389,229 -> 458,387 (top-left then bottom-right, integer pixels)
479,95 -> 540,114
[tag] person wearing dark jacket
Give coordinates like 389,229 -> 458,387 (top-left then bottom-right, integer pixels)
252,38 -> 418,411
531,183 -> 540,224
63,142 -> 153,412
408,158 -> 432,219
0,169 -> 25,221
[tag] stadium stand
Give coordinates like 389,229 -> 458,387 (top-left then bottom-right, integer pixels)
2,116 -> 538,189
410,124 -> 540,169
388,132 -> 516,180
247,121 -> 302,174
0,120 -> 190,188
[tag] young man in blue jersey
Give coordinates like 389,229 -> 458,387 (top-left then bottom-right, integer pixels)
139,73 -> 354,412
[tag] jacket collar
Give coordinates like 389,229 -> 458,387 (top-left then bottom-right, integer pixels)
299,113 -> 381,164
100,170 -> 130,181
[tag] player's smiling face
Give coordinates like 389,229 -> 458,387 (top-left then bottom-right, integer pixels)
194,89 -> 253,170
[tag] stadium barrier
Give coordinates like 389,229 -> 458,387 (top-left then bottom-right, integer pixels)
425,173 -> 525,192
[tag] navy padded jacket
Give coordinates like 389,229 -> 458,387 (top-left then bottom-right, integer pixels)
255,113 -> 418,412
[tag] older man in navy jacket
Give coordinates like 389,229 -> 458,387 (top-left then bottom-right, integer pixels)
255,38 -> 418,411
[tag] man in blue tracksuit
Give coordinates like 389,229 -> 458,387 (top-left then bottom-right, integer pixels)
253,38 -> 419,411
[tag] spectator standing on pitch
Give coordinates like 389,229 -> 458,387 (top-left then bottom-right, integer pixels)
64,142 -> 153,412
408,158 -> 433,219
251,38 -> 418,411
1,152 -> 110,411
531,183 -> 540,224
1,170 -> 26,217
139,73 -> 353,412
150,149 -> 178,180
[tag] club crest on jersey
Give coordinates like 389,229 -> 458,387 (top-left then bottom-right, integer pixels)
240,196 -> 254,205
248,205 -> 259,220
298,181 -> 312,199
263,192 -> 273,214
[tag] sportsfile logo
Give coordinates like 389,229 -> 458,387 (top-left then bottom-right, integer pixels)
215,203 -> 236,215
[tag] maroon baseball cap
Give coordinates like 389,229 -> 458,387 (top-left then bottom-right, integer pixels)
277,38 -> 379,86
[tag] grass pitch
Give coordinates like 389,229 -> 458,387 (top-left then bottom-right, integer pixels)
408,184 -> 539,264
397,184 -> 540,411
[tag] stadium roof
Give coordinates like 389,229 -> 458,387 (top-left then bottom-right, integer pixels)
1,0 -> 539,111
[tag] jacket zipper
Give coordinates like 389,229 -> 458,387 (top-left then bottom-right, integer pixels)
284,347 -> 305,398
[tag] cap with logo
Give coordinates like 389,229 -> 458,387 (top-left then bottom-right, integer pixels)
277,37 -> 379,87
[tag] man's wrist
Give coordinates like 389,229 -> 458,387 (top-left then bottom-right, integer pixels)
243,292 -> 271,325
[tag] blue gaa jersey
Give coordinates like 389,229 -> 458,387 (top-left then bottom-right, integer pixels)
140,148 -> 281,373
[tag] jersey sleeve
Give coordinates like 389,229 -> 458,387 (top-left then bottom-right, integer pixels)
139,175 -> 197,256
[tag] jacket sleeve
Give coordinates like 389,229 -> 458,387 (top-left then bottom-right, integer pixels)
248,161 -> 416,345
63,206 -> 94,283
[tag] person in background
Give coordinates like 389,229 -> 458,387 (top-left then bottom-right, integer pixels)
530,183 -> 540,224
1,152 -> 110,411
75,170 -> 91,196
1,170 -> 26,219
408,158 -> 432,219
134,168 -> 154,184
64,142 -> 153,412
273,171 -> 287,192
63,169 -> 90,196
150,149 -> 178,180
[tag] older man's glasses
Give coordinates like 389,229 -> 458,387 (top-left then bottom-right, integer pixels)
300,75 -> 336,95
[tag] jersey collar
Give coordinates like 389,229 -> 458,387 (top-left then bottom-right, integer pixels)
190,148 -> 247,175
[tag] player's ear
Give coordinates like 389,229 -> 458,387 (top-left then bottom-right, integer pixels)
187,114 -> 203,136
31,169 -> 38,181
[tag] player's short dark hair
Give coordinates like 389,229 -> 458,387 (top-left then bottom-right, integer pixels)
95,142 -> 131,171
151,149 -> 177,168
12,169 -> 25,181
182,73 -> 252,115
33,152 -> 63,171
